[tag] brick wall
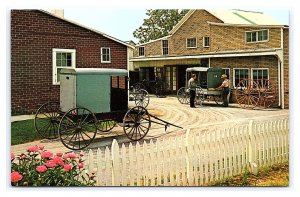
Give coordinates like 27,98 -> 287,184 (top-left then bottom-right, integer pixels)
283,28 -> 289,108
11,10 -> 128,115
210,55 -> 280,107
210,25 -> 281,51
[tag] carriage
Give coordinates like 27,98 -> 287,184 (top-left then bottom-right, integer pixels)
34,68 -> 182,150
177,67 -> 225,106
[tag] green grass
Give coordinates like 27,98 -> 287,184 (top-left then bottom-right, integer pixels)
11,119 -> 43,145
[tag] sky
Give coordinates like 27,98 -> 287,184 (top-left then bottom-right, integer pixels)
63,8 -> 289,43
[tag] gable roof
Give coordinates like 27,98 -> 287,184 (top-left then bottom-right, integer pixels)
207,9 -> 282,25
169,9 -> 284,35
38,10 -> 135,49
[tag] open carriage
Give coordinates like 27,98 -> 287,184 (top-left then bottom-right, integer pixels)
34,68 -> 181,150
177,67 -> 225,106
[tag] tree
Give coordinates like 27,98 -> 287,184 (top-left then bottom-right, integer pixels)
133,9 -> 189,44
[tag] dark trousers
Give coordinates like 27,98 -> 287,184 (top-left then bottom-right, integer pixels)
222,87 -> 230,107
190,89 -> 196,107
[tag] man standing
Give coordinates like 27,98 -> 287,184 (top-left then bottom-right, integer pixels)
217,74 -> 230,107
188,74 -> 197,108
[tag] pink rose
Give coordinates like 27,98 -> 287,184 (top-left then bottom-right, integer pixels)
53,157 -> 64,166
46,160 -> 57,168
26,145 -> 39,152
64,153 -> 77,159
78,162 -> 84,168
56,152 -> 63,157
63,164 -> 72,172
11,153 -> 15,160
41,151 -> 53,159
39,145 -> 45,150
11,171 -> 23,183
36,165 -> 47,173
20,155 -> 27,159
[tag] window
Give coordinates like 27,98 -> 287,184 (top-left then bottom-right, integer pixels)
101,47 -> 111,63
162,40 -> 169,55
186,38 -> 197,48
246,30 -> 269,43
138,47 -> 145,56
203,37 -> 210,47
252,68 -> 269,87
233,68 -> 249,87
52,48 -> 76,85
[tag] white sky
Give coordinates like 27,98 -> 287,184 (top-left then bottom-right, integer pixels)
63,9 -> 289,43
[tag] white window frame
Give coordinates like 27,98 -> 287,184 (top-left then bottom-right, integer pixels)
245,29 -> 269,43
101,47 -> 111,63
186,38 -> 197,48
233,68 -> 250,88
161,40 -> 169,55
52,48 -> 76,85
222,68 -> 231,78
138,46 -> 145,57
203,37 -> 210,47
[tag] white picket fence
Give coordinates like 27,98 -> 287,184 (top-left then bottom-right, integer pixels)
82,119 -> 289,186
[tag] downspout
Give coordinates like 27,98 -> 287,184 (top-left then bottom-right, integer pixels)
280,28 -> 285,109
277,59 -> 281,107
208,58 -> 211,68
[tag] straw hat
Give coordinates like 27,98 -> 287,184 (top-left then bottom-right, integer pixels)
221,74 -> 227,79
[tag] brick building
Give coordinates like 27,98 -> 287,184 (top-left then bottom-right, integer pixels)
11,10 -> 133,115
131,10 -> 289,109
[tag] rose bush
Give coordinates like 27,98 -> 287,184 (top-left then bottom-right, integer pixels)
11,145 -> 95,186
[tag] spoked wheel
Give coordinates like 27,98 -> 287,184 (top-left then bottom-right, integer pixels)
257,79 -> 277,108
97,119 -> 116,133
132,82 -> 145,91
134,89 -> 150,108
214,95 -> 223,106
235,79 -> 260,109
123,106 -> 151,141
58,107 -> 97,150
177,87 -> 190,104
195,87 -> 205,106
34,101 -> 61,139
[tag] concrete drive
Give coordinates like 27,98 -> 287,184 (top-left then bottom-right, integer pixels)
11,96 -> 289,155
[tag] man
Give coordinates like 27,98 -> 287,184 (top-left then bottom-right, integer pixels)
217,74 -> 230,107
188,74 -> 197,108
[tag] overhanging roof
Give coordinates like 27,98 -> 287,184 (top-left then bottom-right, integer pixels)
130,48 -> 280,62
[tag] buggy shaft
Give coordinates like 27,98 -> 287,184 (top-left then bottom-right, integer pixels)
149,114 -> 183,129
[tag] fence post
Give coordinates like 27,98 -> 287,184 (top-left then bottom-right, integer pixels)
248,120 -> 258,175
111,139 -> 120,186
185,129 -> 193,185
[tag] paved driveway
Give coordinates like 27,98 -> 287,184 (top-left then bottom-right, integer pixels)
11,96 -> 289,154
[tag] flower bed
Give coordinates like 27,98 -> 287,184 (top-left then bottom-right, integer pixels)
11,145 -> 95,186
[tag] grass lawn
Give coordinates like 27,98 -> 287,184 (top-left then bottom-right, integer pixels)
209,163 -> 289,186
11,119 -> 43,145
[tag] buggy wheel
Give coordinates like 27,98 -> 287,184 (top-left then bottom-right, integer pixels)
58,107 -> 97,150
132,82 -> 145,91
257,79 -> 277,109
97,119 -> 116,133
195,87 -> 205,106
123,106 -> 151,141
177,87 -> 190,104
34,101 -> 60,139
235,79 -> 260,109
134,89 -> 150,108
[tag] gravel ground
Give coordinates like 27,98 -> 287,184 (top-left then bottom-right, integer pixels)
11,95 -> 289,154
